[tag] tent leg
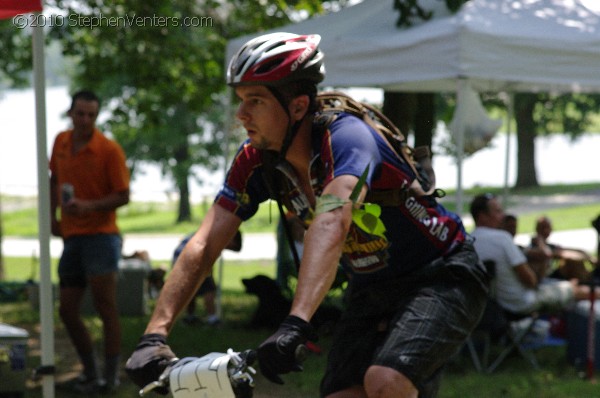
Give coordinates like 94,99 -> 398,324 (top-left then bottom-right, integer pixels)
33,18 -> 55,398
502,93 -> 514,207
455,79 -> 467,217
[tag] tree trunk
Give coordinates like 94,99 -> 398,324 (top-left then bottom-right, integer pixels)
413,93 -> 435,149
514,93 -> 539,188
382,91 -> 435,151
177,175 -> 191,223
172,104 -> 194,223
382,91 -> 416,138
174,139 -> 192,223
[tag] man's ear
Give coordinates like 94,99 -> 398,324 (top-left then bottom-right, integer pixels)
289,95 -> 310,121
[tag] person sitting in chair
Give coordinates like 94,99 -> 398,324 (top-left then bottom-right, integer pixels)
531,216 -> 596,282
470,194 -> 598,315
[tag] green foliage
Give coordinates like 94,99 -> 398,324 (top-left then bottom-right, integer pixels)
535,93 -> 600,138
46,0 -> 231,222
394,0 -> 469,27
0,19 -> 33,87
41,0 -> 325,222
394,0 -> 433,26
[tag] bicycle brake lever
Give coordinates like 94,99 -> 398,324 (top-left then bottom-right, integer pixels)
139,357 -> 179,397
139,380 -> 166,396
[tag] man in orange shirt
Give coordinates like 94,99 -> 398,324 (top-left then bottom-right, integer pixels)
49,90 -> 130,393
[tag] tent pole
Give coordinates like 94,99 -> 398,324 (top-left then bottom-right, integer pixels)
455,79 -> 466,217
33,17 -> 55,398
215,86 -> 235,320
502,93 -> 514,208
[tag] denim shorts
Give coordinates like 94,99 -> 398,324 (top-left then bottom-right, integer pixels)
320,243 -> 489,397
58,234 -> 122,288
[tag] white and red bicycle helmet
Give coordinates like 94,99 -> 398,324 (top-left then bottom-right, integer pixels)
227,32 -> 325,87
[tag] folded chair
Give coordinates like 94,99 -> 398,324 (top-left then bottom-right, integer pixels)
465,260 -> 545,373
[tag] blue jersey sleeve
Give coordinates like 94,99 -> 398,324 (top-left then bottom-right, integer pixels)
321,114 -> 386,188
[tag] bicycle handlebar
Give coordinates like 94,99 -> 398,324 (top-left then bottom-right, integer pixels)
139,345 -> 309,397
139,349 -> 256,398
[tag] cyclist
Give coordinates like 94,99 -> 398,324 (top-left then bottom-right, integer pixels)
126,32 -> 489,397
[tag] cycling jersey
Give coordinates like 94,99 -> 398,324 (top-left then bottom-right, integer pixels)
215,113 -> 467,287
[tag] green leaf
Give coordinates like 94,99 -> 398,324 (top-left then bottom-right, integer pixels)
352,203 -> 386,239
315,163 -> 370,215
316,194 -> 348,215
349,164 -> 370,204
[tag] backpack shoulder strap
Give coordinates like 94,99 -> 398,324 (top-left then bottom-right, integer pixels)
316,91 -> 437,197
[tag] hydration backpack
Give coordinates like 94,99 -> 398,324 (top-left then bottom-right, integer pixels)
314,91 -> 439,201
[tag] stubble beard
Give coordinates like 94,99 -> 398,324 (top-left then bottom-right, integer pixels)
251,136 -> 274,151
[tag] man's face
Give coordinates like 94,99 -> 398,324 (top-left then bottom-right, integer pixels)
482,197 -> 505,229
536,219 -> 552,240
234,85 -> 289,151
68,99 -> 99,138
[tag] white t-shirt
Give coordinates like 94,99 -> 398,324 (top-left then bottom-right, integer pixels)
471,226 -> 536,313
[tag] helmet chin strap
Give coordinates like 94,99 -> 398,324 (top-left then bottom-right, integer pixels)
267,87 -> 305,162
265,86 -> 306,273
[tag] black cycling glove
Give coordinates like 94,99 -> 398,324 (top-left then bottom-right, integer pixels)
125,333 -> 177,395
257,315 -> 317,384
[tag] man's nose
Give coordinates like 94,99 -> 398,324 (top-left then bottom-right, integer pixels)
236,103 -> 249,121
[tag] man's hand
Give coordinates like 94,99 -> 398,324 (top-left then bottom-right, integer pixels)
257,315 -> 316,384
125,334 -> 177,395
50,219 -> 61,237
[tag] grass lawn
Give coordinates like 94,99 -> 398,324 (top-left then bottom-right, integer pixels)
2,182 -> 600,238
1,183 -> 600,396
0,258 -> 598,397
1,282 -> 599,397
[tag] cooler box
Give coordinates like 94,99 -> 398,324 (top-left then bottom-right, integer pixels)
83,258 -> 151,316
0,323 -> 28,397
566,300 -> 600,369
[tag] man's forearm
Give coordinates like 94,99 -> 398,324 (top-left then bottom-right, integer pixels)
88,190 -> 130,211
144,261 -> 206,336
291,208 -> 349,322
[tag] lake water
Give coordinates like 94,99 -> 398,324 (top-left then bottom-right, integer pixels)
1,86 -> 599,202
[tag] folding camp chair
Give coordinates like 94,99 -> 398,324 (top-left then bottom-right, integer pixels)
465,260 -> 547,373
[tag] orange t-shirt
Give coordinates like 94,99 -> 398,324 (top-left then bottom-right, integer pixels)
49,129 -> 130,238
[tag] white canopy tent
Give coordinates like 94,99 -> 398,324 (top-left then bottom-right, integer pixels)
228,0 -> 600,92
227,0 -> 600,211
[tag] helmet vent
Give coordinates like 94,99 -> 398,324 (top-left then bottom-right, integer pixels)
256,59 -> 284,75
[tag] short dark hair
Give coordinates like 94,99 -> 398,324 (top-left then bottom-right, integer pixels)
69,90 -> 100,111
503,213 -> 517,223
470,193 -> 496,221
271,80 -> 319,114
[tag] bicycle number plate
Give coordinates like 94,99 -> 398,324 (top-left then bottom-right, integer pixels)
169,353 -> 236,398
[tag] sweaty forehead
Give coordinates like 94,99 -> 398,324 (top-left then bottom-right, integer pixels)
235,85 -> 273,99
72,99 -> 99,114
